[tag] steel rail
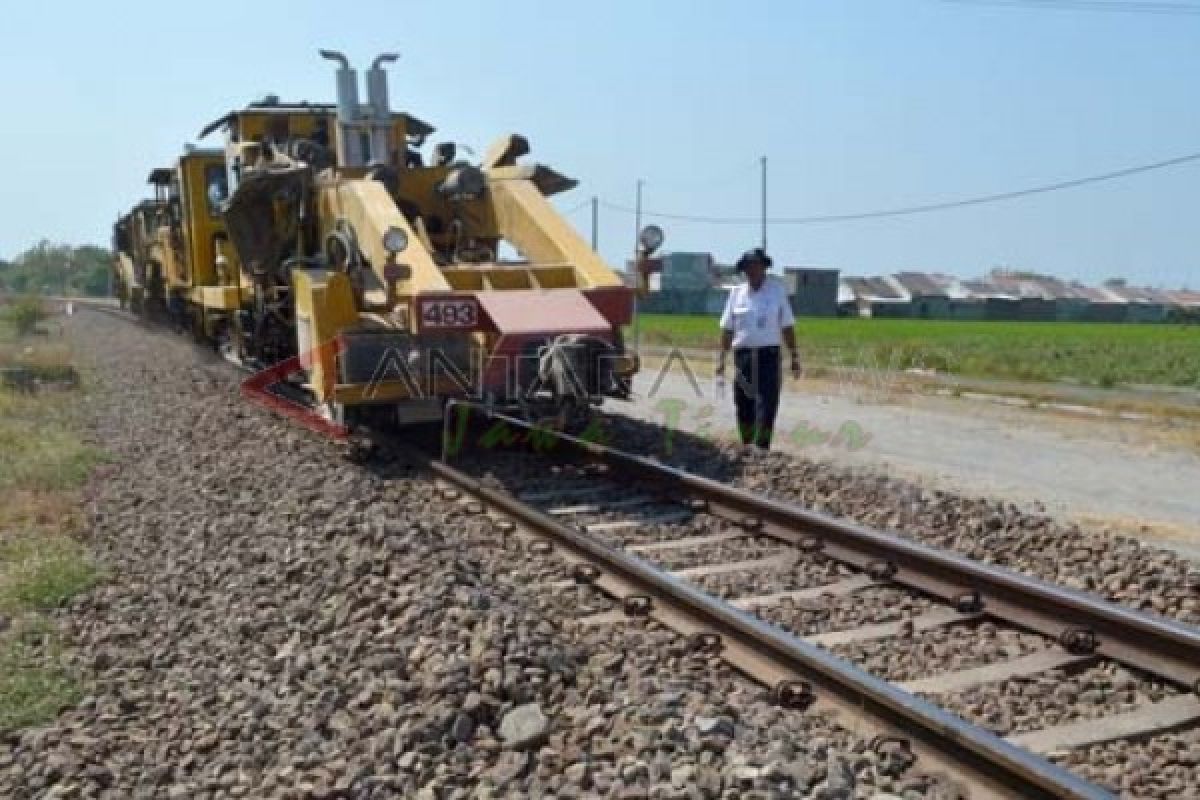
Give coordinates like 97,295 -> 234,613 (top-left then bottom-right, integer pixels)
436,403 -> 1111,799
448,403 -> 1200,695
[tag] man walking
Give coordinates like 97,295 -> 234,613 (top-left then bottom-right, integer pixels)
716,248 -> 801,449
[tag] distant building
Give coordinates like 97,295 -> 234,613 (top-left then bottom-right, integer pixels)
1063,283 -> 1126,322
841,276 -> 912,318
784,267 -> 840,317
627,252 -> 721,314
1163,288 -> 1200,308
1102,281 -> 1170,323
892,271 -> 950,319
951,279 -> 1010,319
988,270 -> 1057,321
657,252 -> 718,291
628,255 -> 1198,323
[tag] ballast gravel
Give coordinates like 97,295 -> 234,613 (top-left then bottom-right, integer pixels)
0,312 -> 968,799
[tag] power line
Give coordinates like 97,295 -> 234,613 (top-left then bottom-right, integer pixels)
560,199 -> 592,217
600,149 -> 1200,225
560,161 -> 761,227
941,0 -> 1200,15
943,0 -> 1200,14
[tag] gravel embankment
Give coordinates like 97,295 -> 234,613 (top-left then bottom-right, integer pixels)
0,312 -> 955,799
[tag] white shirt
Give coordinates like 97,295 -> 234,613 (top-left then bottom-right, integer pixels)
719,276 -> 795,349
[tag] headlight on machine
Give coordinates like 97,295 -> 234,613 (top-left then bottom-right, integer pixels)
613,352 -> 640,376
382,226 -> 409,254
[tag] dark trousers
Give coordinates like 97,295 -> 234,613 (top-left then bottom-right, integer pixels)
733,346 -> 781,449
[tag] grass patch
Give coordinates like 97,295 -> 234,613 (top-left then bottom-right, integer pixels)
0,391 -> 102,491
0,296 -> 68,364
0,295 -> 47,337
0,316 -> 100,733
0,489 -> 85,540
0,534 -> 98,613
0,618 -> 80,732
633,315 -> 1200,388
0,341 -> 74,372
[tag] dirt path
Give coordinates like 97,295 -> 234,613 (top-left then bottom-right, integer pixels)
620,370 -> 1200,555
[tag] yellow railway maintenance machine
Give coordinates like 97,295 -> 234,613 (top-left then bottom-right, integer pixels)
113,152 -> 242,323
114,50 -> 652,430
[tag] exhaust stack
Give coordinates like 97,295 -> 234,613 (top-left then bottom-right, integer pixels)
318,50 -> 399,169
366,54 -> 399,166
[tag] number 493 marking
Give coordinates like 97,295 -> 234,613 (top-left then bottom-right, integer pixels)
420,299 -> 479,329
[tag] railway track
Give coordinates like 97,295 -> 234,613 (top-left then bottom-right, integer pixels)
75,305 -> 1200,797
418,401 -> 1200,799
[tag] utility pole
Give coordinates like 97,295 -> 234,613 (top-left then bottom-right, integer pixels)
632,179 -> 644,355
590,195 -> 599,251
760,155 -> 768,252
634,180 -> 644,252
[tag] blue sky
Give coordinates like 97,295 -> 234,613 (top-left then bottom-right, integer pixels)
2,0 -> 1197,286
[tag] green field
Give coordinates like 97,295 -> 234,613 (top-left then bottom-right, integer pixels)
633,315 -> 1200,388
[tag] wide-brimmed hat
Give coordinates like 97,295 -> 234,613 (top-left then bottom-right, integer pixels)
735,248 -> 773,272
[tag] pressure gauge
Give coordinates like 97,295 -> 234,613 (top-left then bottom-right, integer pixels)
382,226 -> 409,254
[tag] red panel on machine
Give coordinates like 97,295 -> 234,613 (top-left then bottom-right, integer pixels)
584,286 -> 635,326
476,289 -> 612,336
